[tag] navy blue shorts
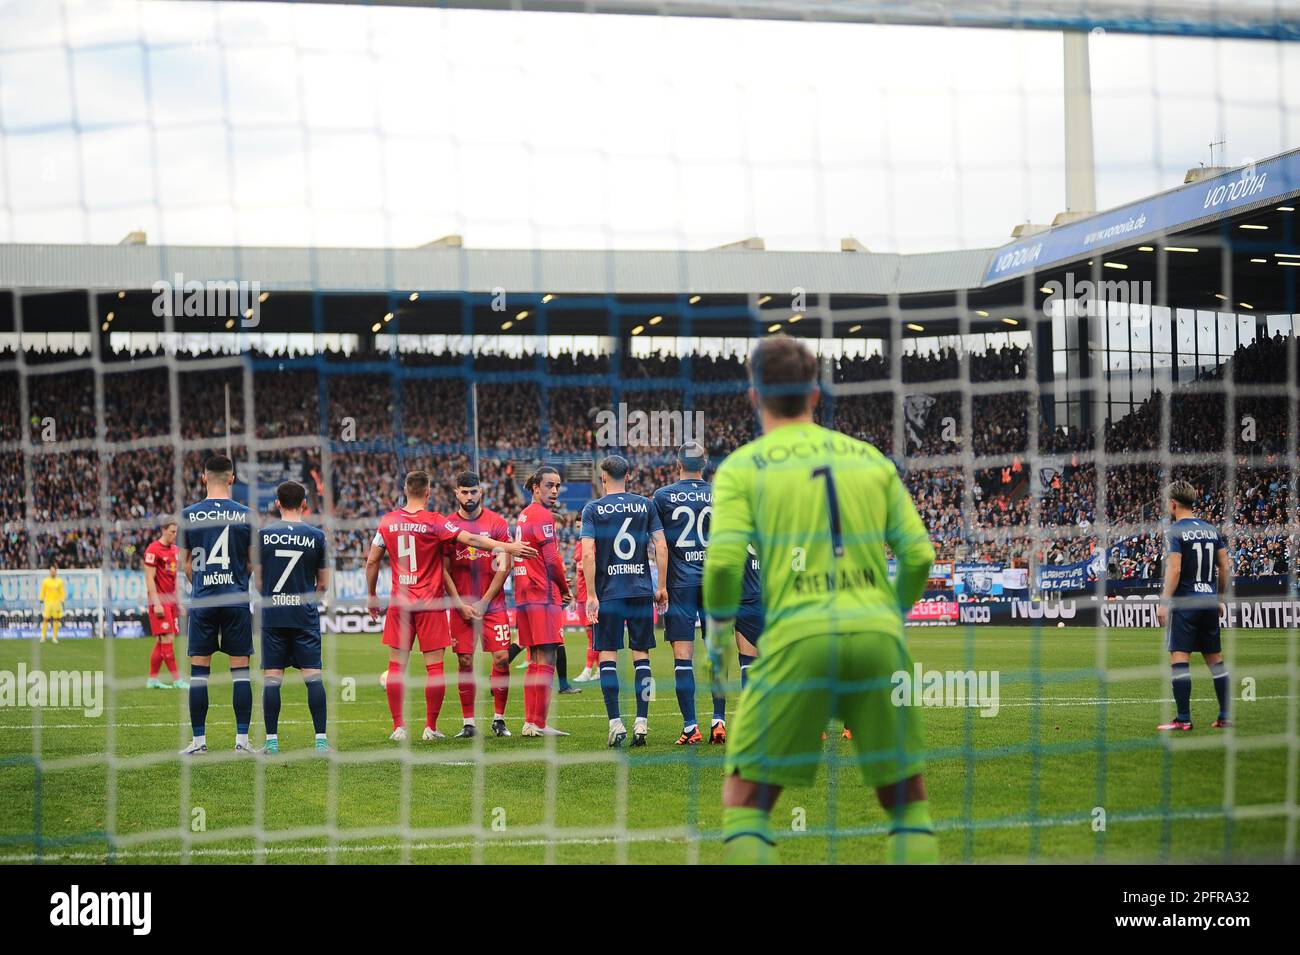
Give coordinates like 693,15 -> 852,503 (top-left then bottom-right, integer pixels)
664,587 -> 705,642
594,596 -> 656,652
262,626 -> 322,670
736,603 -> 764,645
1167,607 -> 1221,655
187,605 -> 253,658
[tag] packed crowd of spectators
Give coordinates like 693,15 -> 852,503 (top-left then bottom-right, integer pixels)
2,337 -> 1294,582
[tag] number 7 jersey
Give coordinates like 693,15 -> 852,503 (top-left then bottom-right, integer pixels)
373,507 -> 462,610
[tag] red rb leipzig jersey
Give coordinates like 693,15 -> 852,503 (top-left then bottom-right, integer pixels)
446,508 -> 511,614
374,508 -> 461,609
144,540 -> 178,601
513,501 -> 566,605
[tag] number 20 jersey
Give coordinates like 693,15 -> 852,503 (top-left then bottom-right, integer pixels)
652,478 -> 712,593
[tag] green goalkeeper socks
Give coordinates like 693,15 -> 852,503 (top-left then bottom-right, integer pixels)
722,807 -> 778,864
886,799 -> 939,865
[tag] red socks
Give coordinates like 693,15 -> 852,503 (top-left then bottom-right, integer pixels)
160,642 -> 178,678
490,663 -> 510,718
386,660 -> 405,728
525,663 -> 555,728
149,643 -> 163,679
425,661 -> 445,731
457,661 -> 476,720
586,628 -> 598,669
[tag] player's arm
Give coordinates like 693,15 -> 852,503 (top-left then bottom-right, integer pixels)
453,527 -> 536,559
144,560 -> 162,616
581,539 -> 598,622
364,539 -> 385,621
542,533 -> 572,604
476,536 -> 512,615
884,467 -> 936,616
1157,550 -> 1181,627
1215,543 -> 1231,615
651,529 -> 668,612
702,459 -> 751,660
442,553 -> 478,620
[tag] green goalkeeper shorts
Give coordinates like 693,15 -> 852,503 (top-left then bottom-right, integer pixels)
724,631 -> 925,790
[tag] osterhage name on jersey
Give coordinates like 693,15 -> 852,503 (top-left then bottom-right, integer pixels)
654,480 -> 712,591
580,492 -> 663,600
1168,519 -> 1223,599
181,500 -> 252,600
259,523 -> 326,629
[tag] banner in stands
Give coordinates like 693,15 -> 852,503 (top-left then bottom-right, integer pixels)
954,563 -> 1003,598
1098,592 -> 1300,630
1038,550 -> 1105,591
907,599 -> 959,625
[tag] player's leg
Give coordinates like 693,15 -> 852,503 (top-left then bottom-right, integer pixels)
593,601 -> 626,744
382,609 -> 414,737
180,608 -> 216,754
841,632 -> 936,863
516,604 -> 541,731
293,623 -> 328,751
1162,649 -> 1194,730
450,612 -> 478,738
40,612 -> 48,643
160,634 -> 185,687
721,773 -> 783,864
1160,608 -> 1196,730
666,598 -> 700,743
555,633 -> 578,694
629,598 -> 656,744
262,661 -> 285,755
527,641 -> 566,735
722,633 -> 838,863
50,607 -> 61,643
482,613 -> 513,736
1201,608 -> 1230,727
224,606 -> 256,753
422,647 -> 448,740
148,636 -> 166,688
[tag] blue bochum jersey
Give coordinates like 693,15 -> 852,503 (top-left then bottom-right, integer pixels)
580,491 -> 663,601
652,478 -> 712,592
741,543 -> 762,607
1166,517 -> 1225,600
179,498 -> 252,603
258,520 -> 327,630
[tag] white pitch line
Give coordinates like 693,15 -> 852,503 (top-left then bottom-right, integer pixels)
2,694 -> 1296,731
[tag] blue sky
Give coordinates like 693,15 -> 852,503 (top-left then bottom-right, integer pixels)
1,0 -> 1297,253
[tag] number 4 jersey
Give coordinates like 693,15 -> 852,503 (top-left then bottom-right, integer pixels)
373,508 -> 462,610
179,498 -> 252,604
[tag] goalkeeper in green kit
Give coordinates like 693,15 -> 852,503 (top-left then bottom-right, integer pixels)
702,334 -> 939,865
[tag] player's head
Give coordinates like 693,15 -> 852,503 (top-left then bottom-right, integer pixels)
160,519 -> 177,546
275,480 -> 307,516
1167,479 -> 1197,518
676,441 -> 707,478
748,334 -> 820,422
526,466 -> 562,508
202,454 -> 235,492
403,470 -> 432,508
598,454 -> 630,493
454,470 -> 483,517
48,564 -> 58,576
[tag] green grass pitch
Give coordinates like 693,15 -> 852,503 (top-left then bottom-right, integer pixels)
1,625 -> 1294,864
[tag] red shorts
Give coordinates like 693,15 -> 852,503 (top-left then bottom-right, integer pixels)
451,608 -> 512,654
382,607 -> 451,653
516,603 -> 563,648
148,604 -> 179,638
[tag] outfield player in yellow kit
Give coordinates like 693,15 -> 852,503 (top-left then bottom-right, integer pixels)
703,335 -> 938,865
38,565 -> 67,643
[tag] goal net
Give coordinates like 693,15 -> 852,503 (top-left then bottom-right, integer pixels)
0,0 -> 1296,865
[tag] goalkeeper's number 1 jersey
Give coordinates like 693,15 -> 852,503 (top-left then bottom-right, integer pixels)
703,421 -> 934,653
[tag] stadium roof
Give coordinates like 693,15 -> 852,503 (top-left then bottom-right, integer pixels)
3,148 -> 1298,341
234,0 -> 1300,42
